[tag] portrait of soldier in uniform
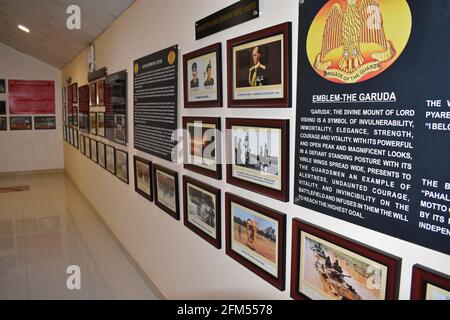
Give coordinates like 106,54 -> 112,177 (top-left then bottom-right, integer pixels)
203,61 -> 214,87
248,46 -> 266,86
190,62 -> 199,88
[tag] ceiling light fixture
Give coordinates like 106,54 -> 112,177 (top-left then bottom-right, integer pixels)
18,25 -> 30,33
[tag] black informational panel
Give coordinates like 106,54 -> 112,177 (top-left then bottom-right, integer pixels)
294,0 -> 450,254
133,45 -> 178,162
105,70 -> 127,145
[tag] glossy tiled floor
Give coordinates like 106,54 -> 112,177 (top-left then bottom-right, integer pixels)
0,172 -> 160,300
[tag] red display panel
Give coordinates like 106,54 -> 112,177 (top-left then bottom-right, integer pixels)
8,80 -> 55,114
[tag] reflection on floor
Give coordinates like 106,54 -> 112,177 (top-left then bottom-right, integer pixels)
0,172 -> 160,300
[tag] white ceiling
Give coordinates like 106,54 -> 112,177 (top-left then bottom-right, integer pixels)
0,0 -> 135,69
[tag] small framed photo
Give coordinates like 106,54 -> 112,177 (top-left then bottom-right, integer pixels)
225,192 -> 286,290
89,82 -> 96,106
90,139 -> 98,163
34,116 -> 56,130
72,83 -> 78,103
84,136 -> 91,158
227,22 -> 291,108
89,112 -> 97,135
183,117 -> 221,180
290,219 -> 401,300
114,113 -> 127,145
97,113 -> 105,137
411,264 -> 450,300
97,80 -> 105,106
10,116 -> 32,130
183,176 -> 221,248
0,100 -> 5,115
69,127 -> 74,145
106,145 -> 115,174
133,156 -> 153,201
63,126 -> 68,141
183,43 -> 222,108
79,135 -> 85,154
0,79 -> 6,93
0,117 -> 7,131
226,118 -> 289,202
153,164 -> 180,220
72,107 -> 78,127
62,87 -> 66,104
74,129 -> 79,148
115,149 -> 129,183
97,141 -> 106,168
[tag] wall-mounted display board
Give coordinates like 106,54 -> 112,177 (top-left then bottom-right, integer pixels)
105,70 -> 127,145
8,80 -> 55,114
410,264 -> 450,300
134,45 -> 178,161
34,116 -> 56,130
294,0 -> 450,254
78,85 -> 89,133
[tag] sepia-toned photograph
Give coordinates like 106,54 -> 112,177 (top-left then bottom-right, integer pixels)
115,149 -> 128,183
106,145 -> 115,174
90,139 -> 97,163
97,141 -> 106,168
154,165 -> 179,220
134,156 -> 152,201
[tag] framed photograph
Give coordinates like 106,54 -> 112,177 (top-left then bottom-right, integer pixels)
90,139 -> 97,163
72,83 -> 78,103
97,141 -> 106,168
226,118 -> 289,202
115,149 -> 129,183
62,87 -> 66,104
183,43 -> 222,108
97,113 -> 105,137
227,22 -> 291,108
0,117 -> 7,131
225,192 -> 286,290
63,126 -> 68,141
74,129 -> 78,149
0,100 -> 6,114
97,80 -> 105,106
133,156 -> 153,201
72,107 -> 78,127
89,82 -> 96,106
114,113 -> 127,144
10,116 -> 32,130
84,136 -> 91,158
105,145 -> 115,174
34,116 -> 56,130
183,117 -> 221,180
0,79 -> 6,93
411,264 -> 450,300
89,112 -> 97,135
69,127 -> 74,145
79,135 -> 85,154
153,164 -> 179,220
183,176 -> 221,248
291,219 -> 401,300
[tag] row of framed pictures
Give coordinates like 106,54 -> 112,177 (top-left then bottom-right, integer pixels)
131,157 -> 450,300
182,117 -> 289,202
88,112 -> 106,136
183,22 -> 291,108
1,116 -> 57,131
64,125 -> 79,148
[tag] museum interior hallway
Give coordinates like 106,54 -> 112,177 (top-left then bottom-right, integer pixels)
0,172 -> 162,299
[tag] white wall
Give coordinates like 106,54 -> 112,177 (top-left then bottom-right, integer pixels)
62,0 -> 450,299
0,42 -> 63,173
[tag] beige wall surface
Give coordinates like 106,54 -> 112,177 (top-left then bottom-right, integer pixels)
0,42 -> 63,173
62,0 -> 450,299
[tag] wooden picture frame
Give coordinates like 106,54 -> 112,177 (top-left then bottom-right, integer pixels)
226,118 -> 289,202
89,82 -> 96,106
183,175 -> 221,249
153,164 -> 180,220
134,156 -> 153,201
183,43 -> 222,108
115,149 -> 129,184
227,22 -> 291,108
291,219 -> 401,300
225,192 -> 286,290
105,145 -> 115,174
97,141 -> 106,168
183,116 -> 221,180
411,264 -> 450,300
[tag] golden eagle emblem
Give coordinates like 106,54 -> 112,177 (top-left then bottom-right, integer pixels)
312,0 -> 402,83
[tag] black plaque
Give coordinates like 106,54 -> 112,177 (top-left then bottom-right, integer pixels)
294,0 -> 450,254
195,0 -> 259,40
133,45 -> 178,161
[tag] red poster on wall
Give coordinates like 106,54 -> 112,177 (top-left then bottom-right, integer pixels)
8,80 -> 55,114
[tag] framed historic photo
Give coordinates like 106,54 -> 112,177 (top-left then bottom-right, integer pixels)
10,116 -> 32,130
97,113 -> 105,137
227,22 -> 291,108
89,112 -> 97,135
90,139 -> 98,163
97,80 -> 105,106
183,117 -> 221,180
225,192 -> 286,290
62,87 -> 66,104
79,134 -> 85,154
89,82 -> 96,106
0,79 -> 6,93
105,145 -> 115,174
0,117 -> 7,131
183,176 -> 221,249
84,136 -> 91,158
115,149 -> 129,183
72,83 -> 78,103
133,156 -> 153,201
183,43 -> 222,108
34,116 -> 56,130
291,219 -> 401,300
97,141 -> 106,168
411,264 -> 450,300
153,164 -> 180,220
226,118 -> 289,202
74,129 -> 78,149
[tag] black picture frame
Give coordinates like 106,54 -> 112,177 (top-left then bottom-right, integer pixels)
133,155 -> 153,201
90,138 -> 98,163
153,164 -> 180,220
97,141 -> 106,168
89,112 -> 97,135
115,149 -> 129,184
105,145 -> 115,174
10,116 -> 32,131
0,117 -> 7,131
84,136 -> 91,158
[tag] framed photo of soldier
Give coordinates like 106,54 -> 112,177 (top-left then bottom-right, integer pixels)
227,22 -> 291,108
133,156 -> 153,202
115,149 -> 129,184
183,43 -> 222,108
290,219 -> 401,300
183,117 -> 221,180
226,118 -> 289,202
225,192 -> 286,290
183,176 -> 221,249
410,265 -> 450,300
153,164 -> 180,220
